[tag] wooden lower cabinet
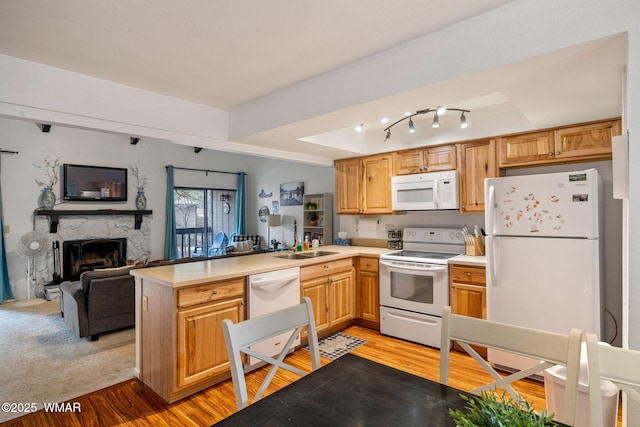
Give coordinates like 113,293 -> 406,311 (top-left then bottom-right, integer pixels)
177,297 -> 244,388
138,276 -> 244,403
301,259 -> 355,337
449,263 -> 486,357
357,256 -> 379,327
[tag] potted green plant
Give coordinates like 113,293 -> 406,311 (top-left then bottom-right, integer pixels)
450,391 -> 558,427
270,239 -> 281,250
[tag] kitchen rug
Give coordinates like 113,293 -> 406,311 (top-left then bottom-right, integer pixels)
304,332 -> 367,360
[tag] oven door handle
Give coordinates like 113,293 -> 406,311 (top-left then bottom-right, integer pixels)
379,260 -> 447,272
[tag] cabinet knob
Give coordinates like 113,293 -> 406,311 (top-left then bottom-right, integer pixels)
548,152 -> 554,157
556,151 -> 561,155
466,272 -> 472,277
212,290 -> 218,295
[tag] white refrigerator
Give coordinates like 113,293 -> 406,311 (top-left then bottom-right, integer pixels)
484,168 -> 602,371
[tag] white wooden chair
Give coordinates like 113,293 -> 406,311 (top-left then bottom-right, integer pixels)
440,306 -> 582,426
586,332 -> 638,427
221,297 -> 320,410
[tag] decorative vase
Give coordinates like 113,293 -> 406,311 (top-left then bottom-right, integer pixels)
41,187 -> 56,209
135,190 -> 147,210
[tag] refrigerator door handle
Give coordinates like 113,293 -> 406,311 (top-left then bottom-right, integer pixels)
486,185 -> 498,287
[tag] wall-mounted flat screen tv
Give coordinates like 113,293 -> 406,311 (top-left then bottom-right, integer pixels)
63,164 -> 128,201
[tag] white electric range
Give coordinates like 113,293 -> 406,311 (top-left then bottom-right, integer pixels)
379,227 -> 466,348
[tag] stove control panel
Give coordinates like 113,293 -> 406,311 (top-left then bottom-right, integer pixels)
402,227 -> 465,245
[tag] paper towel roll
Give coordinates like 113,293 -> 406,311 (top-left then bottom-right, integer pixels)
358,218 -> 379,238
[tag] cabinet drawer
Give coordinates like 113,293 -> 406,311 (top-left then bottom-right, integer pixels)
358,257 -> 379,273
301,258 -> 353,281
177,278 -> 245,308
450,264 -> 486,286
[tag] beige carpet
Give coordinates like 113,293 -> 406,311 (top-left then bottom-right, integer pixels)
0,299 -> 135,423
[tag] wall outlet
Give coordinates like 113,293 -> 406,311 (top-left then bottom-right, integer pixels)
142,295 -> 148,312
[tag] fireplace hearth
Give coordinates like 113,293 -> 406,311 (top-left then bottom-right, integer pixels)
62,238 -> 127,281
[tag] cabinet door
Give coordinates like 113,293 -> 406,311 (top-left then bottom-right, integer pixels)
459,139 -> 499,214
554,119 -> 620,161
498,130 -> 555,167
335,158 -> 362,214
177,297 -> 244,388
359,270 -> 379,322
301,278 -> 330,334
358,257 -> 379,322
361,154 -> 392,214
424,145 -> 457,172
393,150 -> 424,175
329,270 -> 356,325
450,283 -> 486,319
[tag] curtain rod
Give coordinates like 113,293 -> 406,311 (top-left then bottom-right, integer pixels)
166,166 -> 242,176
1,150 -> 18,154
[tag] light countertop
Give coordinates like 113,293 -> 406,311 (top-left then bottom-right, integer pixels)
449,255 -> 486,266
131,245 -> 391,288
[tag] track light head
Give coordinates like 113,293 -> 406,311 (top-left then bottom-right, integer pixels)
408,118 -> 416,133
130,137 -> 140,145
355,123 -> 364,133
194,147 -> 203,153
37,123 -> 51,133
460,112 -> 468,128
385,129 -> 391,142
431,114 -> 440,128
436,106 -> 447,115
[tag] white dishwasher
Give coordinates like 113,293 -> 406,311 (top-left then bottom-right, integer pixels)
246,266 -> 301,371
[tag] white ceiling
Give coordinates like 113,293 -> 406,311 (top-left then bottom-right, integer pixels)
0,0 -> 627,163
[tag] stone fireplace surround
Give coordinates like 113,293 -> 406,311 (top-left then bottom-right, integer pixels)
34,213 -> 151,285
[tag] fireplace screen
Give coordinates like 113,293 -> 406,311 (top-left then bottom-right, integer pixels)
62,238 -> 127,281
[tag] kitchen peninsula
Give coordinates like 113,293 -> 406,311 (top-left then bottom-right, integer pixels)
131,246 -> 390,403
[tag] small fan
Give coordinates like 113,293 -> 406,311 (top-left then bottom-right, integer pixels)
14,231 -> 49,307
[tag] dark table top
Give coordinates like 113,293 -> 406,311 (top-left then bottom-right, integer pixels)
214,353 -> 472,426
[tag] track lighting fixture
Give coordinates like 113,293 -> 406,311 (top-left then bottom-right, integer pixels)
460,112 -> 468,128
383,106 -> 470,141
431,114 -> 440,128
354,123 -> 364,132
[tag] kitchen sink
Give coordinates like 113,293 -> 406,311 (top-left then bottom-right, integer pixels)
298,251 -> 339,257
275,253 -> 309,260
275,251 -> 339,260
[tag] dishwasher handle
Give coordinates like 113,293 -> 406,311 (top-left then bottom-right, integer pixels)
251,274 -> 299,292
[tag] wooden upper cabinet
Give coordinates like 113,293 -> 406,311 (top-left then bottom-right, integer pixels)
361,154 -> 393,214
335,158 -> 362,214
459,139 -> 501,214
424,145 -> 457,172
498,118 -> 621,168
336,155 -> 392,214
498,130 -> 555,168
554,119 -> 621,161
393,145 -> 457,175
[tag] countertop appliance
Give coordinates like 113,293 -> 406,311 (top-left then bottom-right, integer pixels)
379,227 -> 466,348
485,168 -> 602,372
247,267 -> 301,371
391,170 -> 459,211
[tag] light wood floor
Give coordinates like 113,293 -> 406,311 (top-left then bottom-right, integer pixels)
5,325 -> 621,426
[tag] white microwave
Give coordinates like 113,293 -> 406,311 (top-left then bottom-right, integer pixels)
391,170 -> 459,211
